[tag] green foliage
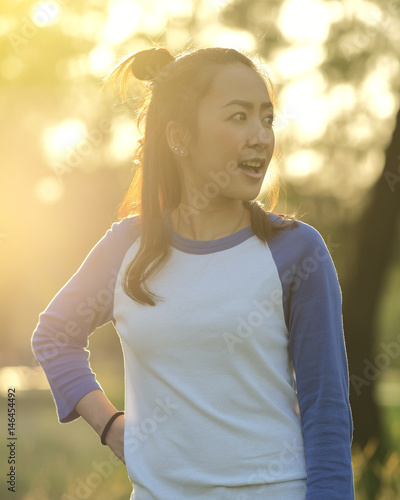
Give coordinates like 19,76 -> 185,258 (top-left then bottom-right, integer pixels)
353,440 -> 400,499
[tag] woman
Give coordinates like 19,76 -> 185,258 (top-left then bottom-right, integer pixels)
32,47 -> 354,499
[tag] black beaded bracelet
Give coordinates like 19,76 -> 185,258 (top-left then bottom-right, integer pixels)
100,411 -> 124,445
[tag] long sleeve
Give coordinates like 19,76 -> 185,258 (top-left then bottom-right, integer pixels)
31,216 -> 140,423
270,218 -> 354,499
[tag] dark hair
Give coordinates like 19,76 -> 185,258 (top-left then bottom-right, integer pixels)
104,46 -> 294,306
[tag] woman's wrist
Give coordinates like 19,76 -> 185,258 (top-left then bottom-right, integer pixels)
74,390 -> 120,436
100,411 -> 125,445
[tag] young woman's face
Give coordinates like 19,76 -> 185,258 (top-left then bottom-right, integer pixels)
185,63 -> 275,205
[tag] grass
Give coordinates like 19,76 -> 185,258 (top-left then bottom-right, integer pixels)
0,391 -> 132,500
352,441 -> 400,499
2,388 -> 400,499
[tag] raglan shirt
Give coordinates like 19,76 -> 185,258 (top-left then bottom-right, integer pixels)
31,213 -> 354,500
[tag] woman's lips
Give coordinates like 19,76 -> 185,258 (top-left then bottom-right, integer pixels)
238,164 -> 264,179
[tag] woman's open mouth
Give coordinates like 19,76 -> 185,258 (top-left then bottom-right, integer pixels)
238,159 -> 265,179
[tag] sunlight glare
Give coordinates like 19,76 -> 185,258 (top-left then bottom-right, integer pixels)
273,45 -> 325,78
81,11 -> 106,40
278,0 -> 331,42
361,68 -> 397,119
328,84 -> 356,118
89,44 -> 116,76
165,28 -> 191,50
60,12 -> 84,37
280,72 -> 328,140
31,1 -> 61,27
0,16 -> 16,36
43,120 -> 87,162
138,0 -> 168,34
35,176 -> 64,204
103,0 -> 142,44
140,13 -> 166,34
0,366 -> 49,396
109,118 -> 139,162
201,26 -> 256,53
0,367 -> 21,396
167,0 -> 193,17
285,150 -> 323,180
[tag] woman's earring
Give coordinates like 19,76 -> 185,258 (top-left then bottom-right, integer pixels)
171,145 -> 184,155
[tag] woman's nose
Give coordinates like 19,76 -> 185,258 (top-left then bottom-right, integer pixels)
247,122 -> 272,149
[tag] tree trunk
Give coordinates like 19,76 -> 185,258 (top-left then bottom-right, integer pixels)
342,105 -> 400,497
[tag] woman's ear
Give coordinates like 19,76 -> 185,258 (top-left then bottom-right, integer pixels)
166,121 -> 189,157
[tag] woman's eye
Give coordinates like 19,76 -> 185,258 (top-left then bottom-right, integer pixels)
263,114 -> 275,126
232,112 -> 247,121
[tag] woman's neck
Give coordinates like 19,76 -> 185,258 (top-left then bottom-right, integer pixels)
168,201 -> 251,241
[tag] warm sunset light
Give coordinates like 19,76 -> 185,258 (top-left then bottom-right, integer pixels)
102,0 -> 142,44
0,366 -> 48,396
35,176 -> 64,204
278,0 -> 333,42
285,149 -> 323,180
42,119 -> 87,163
2,1 -> 400,498
109,118 -> 138,162
88,43 -> 116,75
30,1 -> 61,28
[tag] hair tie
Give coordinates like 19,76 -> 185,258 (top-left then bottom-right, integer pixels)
130,48 -> 175,81
100,411 -> 124,445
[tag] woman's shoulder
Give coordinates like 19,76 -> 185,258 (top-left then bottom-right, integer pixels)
109,214 -> 141,238
92,215 -> 141,256
267,213 -> 328,254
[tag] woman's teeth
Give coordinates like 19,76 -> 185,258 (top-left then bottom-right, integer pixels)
239,161 -> 263,172
238,161 -> 264,179
244,161 -> 261,168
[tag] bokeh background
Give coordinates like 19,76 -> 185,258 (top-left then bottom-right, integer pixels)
1,0 -> 400,498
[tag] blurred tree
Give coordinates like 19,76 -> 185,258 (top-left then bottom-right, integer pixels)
308,9 -> 400,495
320,5 -> 400,487
342,104 -> 400,496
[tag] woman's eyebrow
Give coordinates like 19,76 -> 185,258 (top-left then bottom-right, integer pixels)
221,99 -> 273,110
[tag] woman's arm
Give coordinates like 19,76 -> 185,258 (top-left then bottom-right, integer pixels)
269,219 -> 354,500
75,390 -> 125,463
31,217 -> 140,423
287,226 -> 354,500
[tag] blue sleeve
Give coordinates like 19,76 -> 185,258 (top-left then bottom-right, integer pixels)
269,218 -> 354,499
31,216 -> 139,423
